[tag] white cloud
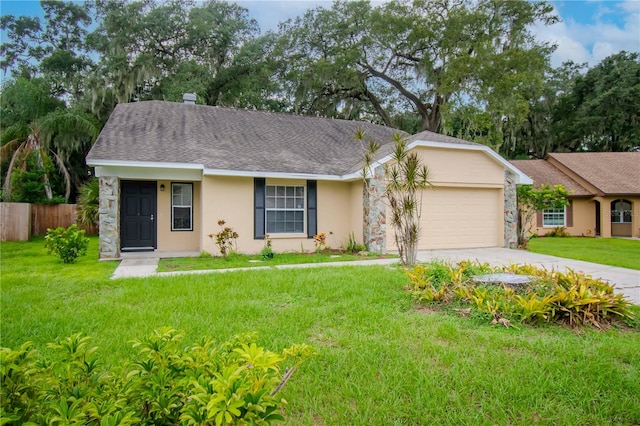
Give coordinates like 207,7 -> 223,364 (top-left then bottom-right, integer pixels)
531,1 -> 639,67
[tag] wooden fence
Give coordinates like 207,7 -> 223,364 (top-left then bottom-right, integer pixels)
1,202 -> 31,241
0,203 -> 98,241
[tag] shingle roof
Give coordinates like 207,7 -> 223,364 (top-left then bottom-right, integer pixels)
87,101 -> 481,176
408,130 -> 479,146
547,152 -> 640,195
509,159 -> 592,196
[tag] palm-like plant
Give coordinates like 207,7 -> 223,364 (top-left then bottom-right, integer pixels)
1,78 -> 99,202
76,177 -> 99,228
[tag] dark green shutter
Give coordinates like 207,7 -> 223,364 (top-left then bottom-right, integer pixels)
254,178 -> 265,239
307,180 -> 317,238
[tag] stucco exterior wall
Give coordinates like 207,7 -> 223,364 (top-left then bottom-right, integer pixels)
527,196 -> 639,239
317,180 -> 360,250
411,146 -> 505,187
199,175 -> 360,255
349,181 -> 364,246
385,146 -> 506,251
156,180 -> 201,251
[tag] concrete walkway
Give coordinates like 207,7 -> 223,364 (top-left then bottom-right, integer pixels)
111,248 -> 640,305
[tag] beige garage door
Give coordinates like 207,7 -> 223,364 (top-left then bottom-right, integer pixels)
386,187 -> 501,250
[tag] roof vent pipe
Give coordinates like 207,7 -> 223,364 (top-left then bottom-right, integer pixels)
183,93 -> 196,104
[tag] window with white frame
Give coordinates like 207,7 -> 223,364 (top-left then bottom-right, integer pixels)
265,185 -> 305,233
542,207 -> 565,227
172,183 -> 192,231
611,199 -> 632,223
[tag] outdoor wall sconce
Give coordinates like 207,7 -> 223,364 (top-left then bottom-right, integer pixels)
160,184 -> 165,191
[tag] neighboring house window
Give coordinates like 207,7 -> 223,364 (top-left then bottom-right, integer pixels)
265,185 -> 305,233
611,199 -> 632,223
542,207 -> 565,227
172,183 -> 192,231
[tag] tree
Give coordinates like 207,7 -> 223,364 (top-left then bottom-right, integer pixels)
553,51 -> 640,152
276,0 -> 557,139
86,0 -> 277,110
516,184 -> 570,246
1,0 -> 94,99
1,78 -> 99,202
358,130 -> 432,266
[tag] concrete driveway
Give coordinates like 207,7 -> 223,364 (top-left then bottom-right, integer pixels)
415,247 -> 640,305
112,247 -> 639,305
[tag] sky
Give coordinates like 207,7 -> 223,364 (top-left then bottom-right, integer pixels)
1,0 -> 639,69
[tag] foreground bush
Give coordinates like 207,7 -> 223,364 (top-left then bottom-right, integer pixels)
44,224 -> 89,263
0,328 -> 314,425
408,261 -> 636,328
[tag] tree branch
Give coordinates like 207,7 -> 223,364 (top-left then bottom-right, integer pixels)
359,62 -> 431,130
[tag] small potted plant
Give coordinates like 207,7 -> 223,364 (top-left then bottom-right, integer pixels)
261,234 -> 274,260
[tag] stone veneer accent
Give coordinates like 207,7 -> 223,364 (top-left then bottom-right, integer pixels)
363,165 -> 386,254
99,176 -> 120,259
504,170 -> 518,248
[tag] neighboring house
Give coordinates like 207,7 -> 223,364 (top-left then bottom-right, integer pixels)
511,153 -> 640,239
86,97 -> 532,259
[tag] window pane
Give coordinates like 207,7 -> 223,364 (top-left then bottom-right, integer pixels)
173,207 -> 191,230
265,184 -> 305,233
266,197 -> 275,208
172,183 -> 193,230
542,208 -> 565,227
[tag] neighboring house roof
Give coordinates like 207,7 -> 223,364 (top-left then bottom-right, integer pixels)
510,152 -> 640,197
547,152 -> 640,195
509,159 -> 592,196
87,100 -> 529,182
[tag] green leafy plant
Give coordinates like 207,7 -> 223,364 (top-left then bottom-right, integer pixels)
345,232 -> 366,253
209,219 -> 239,259
516,184 -> 570,246
408,261 -> 635,329
0,328 -> 314,425
76,177 -> 99,228
43,224 -> 89,263
544,226 -> 569,237
261,234 -> 274,260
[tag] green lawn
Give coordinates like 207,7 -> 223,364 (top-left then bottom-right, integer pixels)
527,237 -> 640,270
158,251 -> 394,272
2,238 -> 640,425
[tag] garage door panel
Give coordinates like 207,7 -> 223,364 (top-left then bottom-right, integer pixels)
386,187 -> 501,250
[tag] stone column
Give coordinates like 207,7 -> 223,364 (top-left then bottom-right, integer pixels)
504,170 -> 518,249
98,176 -> 120,259
363,165 -> 386,254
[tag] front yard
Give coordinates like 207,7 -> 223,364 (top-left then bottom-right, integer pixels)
527,236 -> 640,270
1,238 -> 639,424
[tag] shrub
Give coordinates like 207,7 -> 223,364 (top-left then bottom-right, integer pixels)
407,262 -> 636,329
43,224 -> 89,263
76,177 -> 99,227
261,234 -> 274,260
345,232 -> 366,253
544,226 -> 569,237
313,232 -> 327,252
209,219 -> 238,258
0,328 -> 314,425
